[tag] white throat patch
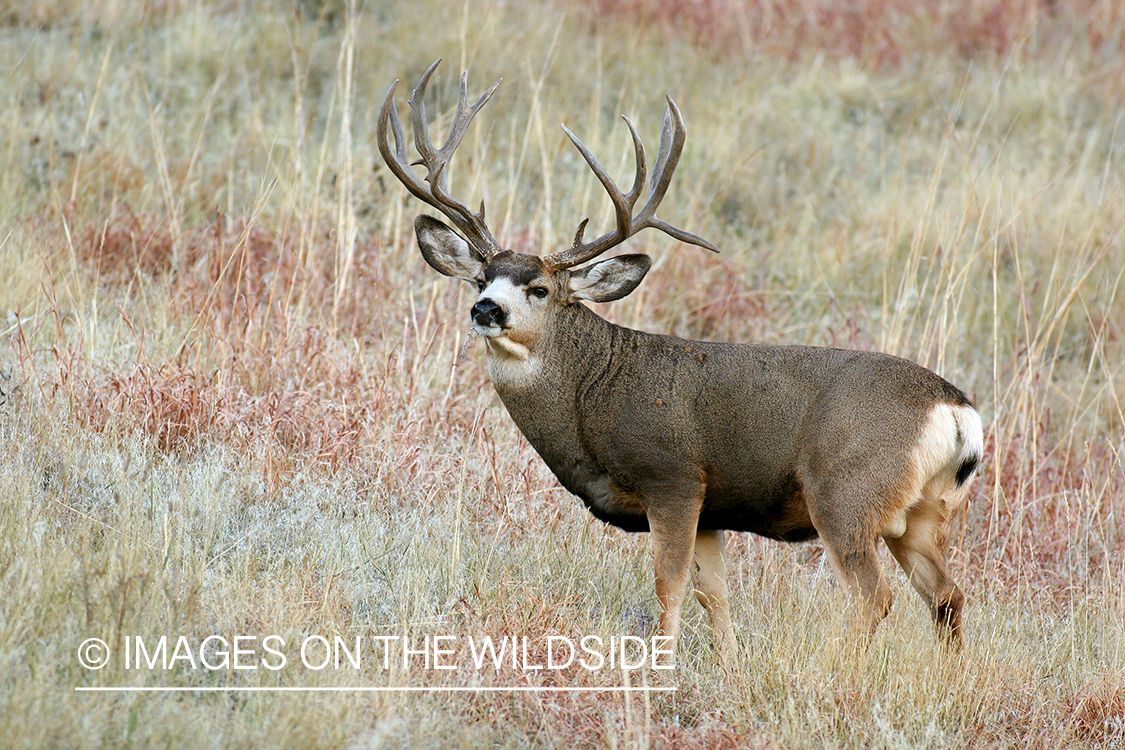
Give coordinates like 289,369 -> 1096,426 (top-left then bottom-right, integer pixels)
486,341 -> 539,388
486,336 -> 531,361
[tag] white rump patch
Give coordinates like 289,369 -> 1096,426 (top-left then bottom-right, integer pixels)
912,402 -> 982,509
912,403 -> 962,479
883,402 -> 983,538
955,405 -> 984,470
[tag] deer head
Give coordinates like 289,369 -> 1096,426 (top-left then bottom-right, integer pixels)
377,59 -> 717,360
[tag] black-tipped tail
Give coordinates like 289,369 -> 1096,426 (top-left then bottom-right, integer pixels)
955,454 -> 980,486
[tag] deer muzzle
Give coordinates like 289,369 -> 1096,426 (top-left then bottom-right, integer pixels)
471,298 -> 507,329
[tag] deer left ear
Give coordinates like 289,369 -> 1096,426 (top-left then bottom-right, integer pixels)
415,214 -> 487,283
566,254 -> 652,303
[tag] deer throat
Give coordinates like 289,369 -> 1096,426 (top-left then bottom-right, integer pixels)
484,334 -> 532,361
485,337 -> 541,389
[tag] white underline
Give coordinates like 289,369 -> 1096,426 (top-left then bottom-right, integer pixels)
75,686 -> 676,693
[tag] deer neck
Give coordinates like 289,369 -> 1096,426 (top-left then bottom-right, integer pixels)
483,303 -> 619,488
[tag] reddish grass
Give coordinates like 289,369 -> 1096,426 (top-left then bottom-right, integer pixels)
1067,686 -> 1125,744
669,254 -> 772,342
577,0 -> 1124,71
958,681 -> 1125,748
16,208 -> 450,486
76,205 -> 336,331
958,417 -> 1125,603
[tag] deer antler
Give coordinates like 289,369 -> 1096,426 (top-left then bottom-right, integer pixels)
379,62 -> 716,267
542,96 -> 719,270
377,59 -> 504,259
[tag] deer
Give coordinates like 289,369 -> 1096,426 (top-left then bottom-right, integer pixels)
377,60 -> 983,664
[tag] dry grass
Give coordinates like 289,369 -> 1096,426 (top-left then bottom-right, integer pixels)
1,0 -> 1123,747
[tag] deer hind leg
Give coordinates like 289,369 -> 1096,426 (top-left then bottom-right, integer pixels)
691,529 -> 736,665
883,502 -> 964,649
808,479 -> 896,643
811,488 -> 893,639
820,534 -> 893,642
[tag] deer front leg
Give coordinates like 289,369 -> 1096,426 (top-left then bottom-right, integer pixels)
646,498 -> 703,664
692,528 -> 736,666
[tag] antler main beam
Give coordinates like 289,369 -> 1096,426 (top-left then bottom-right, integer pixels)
377,59 -> 503,259
542,96 -> 719,270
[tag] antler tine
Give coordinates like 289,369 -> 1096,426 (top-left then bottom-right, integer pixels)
621,116 -> 647,205
623,97 -> 720,252
570,218 -> 590,248
407,63 -> 502,177
636,97 -> 719,252
442,70 -> 503,163
377,59 -> 503,258
561,123 -> 635,252
636,96 -> 686,224
544,96 -> 717,269
407,59 -> 441,167
546,117 -> 651,268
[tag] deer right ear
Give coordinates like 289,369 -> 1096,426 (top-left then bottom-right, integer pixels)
566,254 -> 652,303
414,215 -> 487,282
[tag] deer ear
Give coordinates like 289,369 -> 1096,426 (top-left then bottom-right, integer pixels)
566,254 -> 652,303
415,215 -> 487,282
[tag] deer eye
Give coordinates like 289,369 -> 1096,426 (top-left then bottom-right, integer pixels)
476,279 -> 487,291
529,286 -> 549,299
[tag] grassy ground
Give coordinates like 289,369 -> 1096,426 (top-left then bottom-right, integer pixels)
1,0 -> 1123,747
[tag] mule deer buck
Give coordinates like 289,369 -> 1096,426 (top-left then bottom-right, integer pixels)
378,60 -> 983,662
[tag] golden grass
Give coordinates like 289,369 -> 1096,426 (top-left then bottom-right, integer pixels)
1,0 -> 1123,747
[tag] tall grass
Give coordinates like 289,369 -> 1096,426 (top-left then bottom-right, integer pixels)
1,0 -> 1123,747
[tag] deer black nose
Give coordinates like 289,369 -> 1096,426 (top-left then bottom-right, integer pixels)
471,298 -> 506,327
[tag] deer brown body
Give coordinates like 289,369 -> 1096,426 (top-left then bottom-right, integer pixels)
379,61 -> 983,662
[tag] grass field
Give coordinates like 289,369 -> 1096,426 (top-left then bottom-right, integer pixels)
1,0 -> 1123,747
